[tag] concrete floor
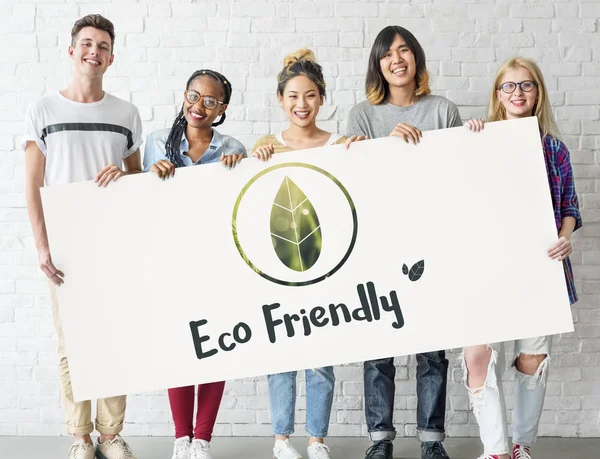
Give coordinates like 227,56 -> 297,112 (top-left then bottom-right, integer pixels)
0,437 -> 598,459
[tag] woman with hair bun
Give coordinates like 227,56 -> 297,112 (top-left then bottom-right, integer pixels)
255,49 -> 365,459
252,48 -> 365,161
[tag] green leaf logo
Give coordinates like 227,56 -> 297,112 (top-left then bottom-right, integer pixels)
270,176 -> 322,272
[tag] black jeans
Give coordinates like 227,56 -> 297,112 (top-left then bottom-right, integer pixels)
364,351 -> 449,442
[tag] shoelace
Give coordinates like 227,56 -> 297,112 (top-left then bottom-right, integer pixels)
309,443 -> 331,459
365,440 -> 392,459
71,442 -> 93,459
191,441 -> 210,459
174,439 -> 190,458
275,440 -> 297,454
104,436 -> 135,458
513,445 -> 531,459
424,442 -> 447,458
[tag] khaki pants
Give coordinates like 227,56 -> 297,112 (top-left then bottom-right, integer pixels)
50,284 -> 126,436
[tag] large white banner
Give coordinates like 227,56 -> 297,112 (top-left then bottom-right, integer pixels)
41,117 -> 573,402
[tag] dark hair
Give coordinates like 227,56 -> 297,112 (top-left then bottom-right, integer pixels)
71,14 -> 115,53
277,49 -> 326,98
165,69 -> 232,168
365,26 -> 431,105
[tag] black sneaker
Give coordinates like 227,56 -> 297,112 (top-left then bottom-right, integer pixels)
365,440 -> 393,459
421,441 -> 450,459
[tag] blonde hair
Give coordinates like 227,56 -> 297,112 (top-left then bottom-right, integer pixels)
488,57 -> 561,140
366,68 -> 430,105
283,48 -> 316,68
277,48 -> 326,97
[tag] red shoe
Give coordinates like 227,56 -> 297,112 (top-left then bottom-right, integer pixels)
513,445 -> 531,459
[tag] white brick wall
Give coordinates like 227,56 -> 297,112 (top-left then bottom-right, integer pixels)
0,0 -> 599,438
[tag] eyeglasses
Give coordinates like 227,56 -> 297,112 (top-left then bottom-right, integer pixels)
184,90 -> 224,109
498,80 -> 537,94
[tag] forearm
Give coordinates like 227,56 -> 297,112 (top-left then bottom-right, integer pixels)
25,182 -> 49,251
123,149 -> 142,175
559,216 -> 576,239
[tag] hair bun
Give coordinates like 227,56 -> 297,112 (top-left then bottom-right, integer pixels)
283,48 -> 317,68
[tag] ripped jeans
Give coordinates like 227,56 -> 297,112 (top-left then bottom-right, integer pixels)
460,336 -> 552,456
268,367 -> 335,438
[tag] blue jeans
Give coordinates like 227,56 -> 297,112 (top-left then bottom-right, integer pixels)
268,367 -> 335,438
364,351 -> 449,442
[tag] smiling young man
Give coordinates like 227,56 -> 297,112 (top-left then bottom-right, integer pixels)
23,14 -> 142,459
346,26 -> 462,459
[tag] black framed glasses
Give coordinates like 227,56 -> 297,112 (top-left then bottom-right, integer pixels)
184,90 -> 224,109
498,80 -> 537,94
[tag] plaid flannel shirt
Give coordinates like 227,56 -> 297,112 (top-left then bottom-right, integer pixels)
542,134 -> 582,305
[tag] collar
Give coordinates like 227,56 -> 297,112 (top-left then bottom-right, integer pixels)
180,128 -> 223,154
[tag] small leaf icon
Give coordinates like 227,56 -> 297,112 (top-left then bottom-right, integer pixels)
270,176 -> 322,272
408,260 -> 425,282
402,264 -> 408,275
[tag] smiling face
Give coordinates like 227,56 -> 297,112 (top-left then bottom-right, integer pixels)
496,66 -> 539,120
183,76 -> 226,129
379,34 -> 417,92
278,74 -> 323,128
69,26 -> 114,79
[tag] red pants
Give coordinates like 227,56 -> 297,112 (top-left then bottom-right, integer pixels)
168,381 -> 225,441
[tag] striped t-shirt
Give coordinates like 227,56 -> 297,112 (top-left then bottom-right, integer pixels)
22,91 -> 143,186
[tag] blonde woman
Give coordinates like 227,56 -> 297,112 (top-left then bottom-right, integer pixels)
464,58 -> 582,459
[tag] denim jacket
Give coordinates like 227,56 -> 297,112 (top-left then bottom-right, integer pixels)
143,128 -> 246,171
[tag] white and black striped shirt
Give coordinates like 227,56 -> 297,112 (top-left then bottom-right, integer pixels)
22,91 -> 143,186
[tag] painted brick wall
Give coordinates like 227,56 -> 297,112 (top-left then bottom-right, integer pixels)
0,0 -> 598,437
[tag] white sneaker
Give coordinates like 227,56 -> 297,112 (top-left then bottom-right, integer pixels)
190,439 -> 211,459
307,443 -> 331,459
172,436 -> 191,459
273,439 -> 302,459
95,434 -> 137,459
68,439 -> 94,459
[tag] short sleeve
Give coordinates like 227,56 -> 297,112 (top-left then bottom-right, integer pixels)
252,135 -> 273,153
448,102 -> 463,128
21,102 -> 47,154
346,105 -> 369,137
125,106 -> 143,158
232,138 -> 247,157
142,131 -> 167,172
333,135 -> 348,145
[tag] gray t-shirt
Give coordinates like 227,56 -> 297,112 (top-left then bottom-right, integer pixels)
346,94 -> 462,139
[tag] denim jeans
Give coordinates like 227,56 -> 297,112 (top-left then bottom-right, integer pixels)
460,336 -> 552,455
268,367 -> 335,438
364,351 -> 449,442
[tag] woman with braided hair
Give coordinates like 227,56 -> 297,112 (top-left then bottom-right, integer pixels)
142,69 -> 245,459
143,68 -> 245,180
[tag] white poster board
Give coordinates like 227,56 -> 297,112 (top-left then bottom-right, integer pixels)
41,117 -> 573,401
